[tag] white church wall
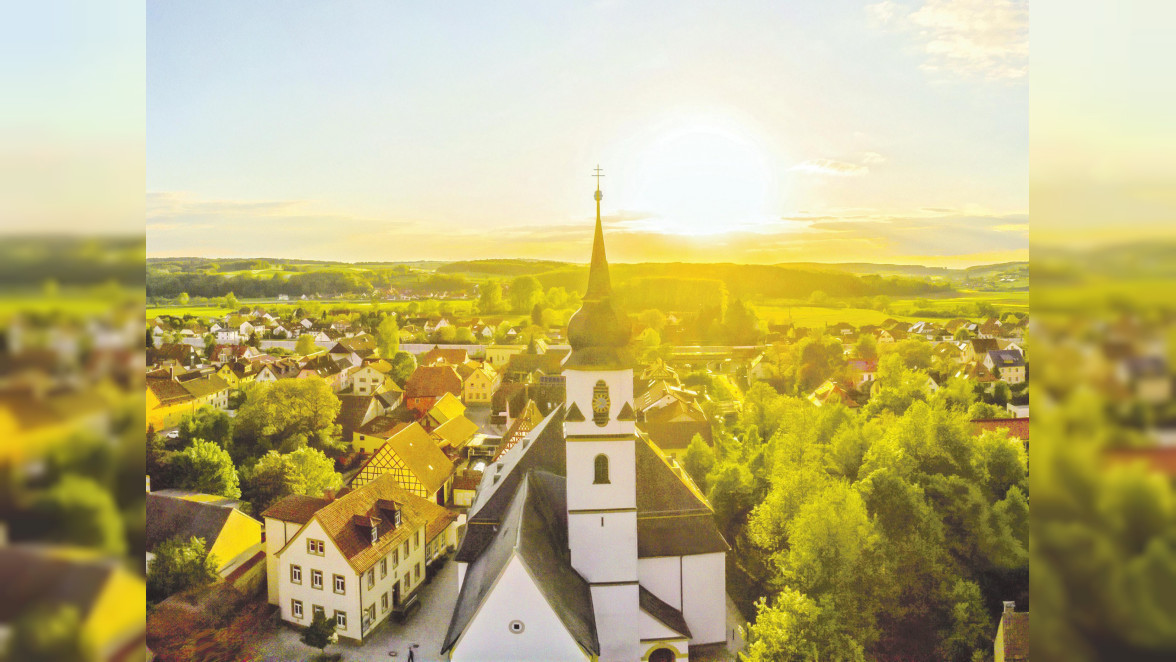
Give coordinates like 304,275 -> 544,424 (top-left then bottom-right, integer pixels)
638,609 -> 682,641
568,510 -> 638,582
638,557 -> 683,609
451,554 -> 590,662
590,583 -> 641,662
566,440 -> 636,511
681,552 -> 727,645
456,561 -> 467,590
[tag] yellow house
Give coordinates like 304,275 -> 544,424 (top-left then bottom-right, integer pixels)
0,544 -> 147,662
146,492 -> 264,577
432,415 -> 480,450
427,392 -> 467,428
462,364 -> 501,404
0,387 -> 112,464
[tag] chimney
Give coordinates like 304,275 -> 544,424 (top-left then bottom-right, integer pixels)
1003,601 -> 1016,614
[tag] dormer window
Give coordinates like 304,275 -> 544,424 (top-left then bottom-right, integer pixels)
370,524 -> 378,544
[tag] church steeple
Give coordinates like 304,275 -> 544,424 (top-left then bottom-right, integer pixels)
564,166 -> 631,370
586,165 -> 611,301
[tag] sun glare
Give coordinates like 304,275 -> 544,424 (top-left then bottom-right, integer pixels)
631,118 -> 776,236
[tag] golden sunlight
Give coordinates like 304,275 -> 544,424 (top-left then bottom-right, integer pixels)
630,116 -> 777,236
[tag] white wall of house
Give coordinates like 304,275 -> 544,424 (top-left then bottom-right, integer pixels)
638,609 -> 682,641
450,554 -> 590,662
681,552 -> 727,645
275,520 -> 358,636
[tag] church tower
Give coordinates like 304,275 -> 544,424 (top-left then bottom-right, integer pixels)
562,167 -> 641,662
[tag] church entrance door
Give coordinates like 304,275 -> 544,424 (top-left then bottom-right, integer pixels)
649,648 -> 676,662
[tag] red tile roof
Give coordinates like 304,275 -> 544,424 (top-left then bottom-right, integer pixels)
405,365 -> 463,400
971,417 -> 1029,440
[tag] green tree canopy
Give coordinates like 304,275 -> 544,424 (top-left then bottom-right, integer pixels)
171,439 -> 241,498
387,351 -> 417,387
29,476 -> 126,555
176,406 -> 233,451
147,536 -> 218,602
244,448 -> 343,514
233,378 -> 342,455
509,275 -> 543,313
5,603 -> 93,662
375,315 -> 400,357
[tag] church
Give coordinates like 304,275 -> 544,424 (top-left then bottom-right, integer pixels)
442,174 -> 730,662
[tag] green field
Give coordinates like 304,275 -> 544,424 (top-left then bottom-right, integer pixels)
752,290 -> 1028,328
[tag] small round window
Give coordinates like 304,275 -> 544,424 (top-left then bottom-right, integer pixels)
508,619 -> 525,634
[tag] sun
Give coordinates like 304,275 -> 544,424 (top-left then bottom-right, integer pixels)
630,117 -> 777,236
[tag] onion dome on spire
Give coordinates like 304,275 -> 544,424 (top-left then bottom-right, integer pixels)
563,167 -> 632,370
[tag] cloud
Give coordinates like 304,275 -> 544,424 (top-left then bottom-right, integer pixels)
860,151 -> 888,165
868,0 -> 1029,81
789,159 -> 870,176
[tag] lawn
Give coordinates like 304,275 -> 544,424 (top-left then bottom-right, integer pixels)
752,290 -> 1029,329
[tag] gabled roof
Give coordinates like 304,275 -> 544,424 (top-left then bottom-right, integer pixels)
405,365 -> 463,400
428,392 -> 466,425
443,471 -> 597,656
433,416 -> 479,448
260,494 -> 330,524
420,346 -> 468,367
287,474 -> 455,574
336,394 -> 378,438
639,419 -> 712,451
145,493 -> 238,553
351,423 -> 454,496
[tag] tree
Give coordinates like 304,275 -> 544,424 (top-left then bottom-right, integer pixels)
477,281 -> 507,314
509,275 -> 543,313
638,309 -> 667,332
178,292 -> 190,305
176,406 -> 233,451
147,536 -> 218,602
301,611 -> 338,653
244,448 -> 343,514
454,327 -> 477,343
531,302 -> 544,326
233,379 -> 342,455
5,604 -> 93,662
387,351 -> 417,387
171,439 -> 241,498
28,476 -> 126,555
146,325 -> 154,349
854,334 -> 878,360
375,315 -> 399,358
224,292 -> 239,310
295,333 -> 318,356
682,434 -> 715,488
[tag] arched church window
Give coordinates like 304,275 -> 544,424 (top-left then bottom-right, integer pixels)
649,648 -> 676,662
592,380 -> 610,426
593,454 -> 610,484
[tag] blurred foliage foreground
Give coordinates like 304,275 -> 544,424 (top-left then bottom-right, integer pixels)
1032,244 -> 1176,661
0,236 -> 146,662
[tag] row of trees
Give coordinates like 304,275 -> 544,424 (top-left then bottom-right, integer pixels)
682,361 -> 1028,660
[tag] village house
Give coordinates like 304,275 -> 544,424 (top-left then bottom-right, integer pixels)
262,476 -> 458,642
461,363 -> 501,404
146,492 -> 263,580
349,422 -> 456,505
993,601 -> 1028,662
484,344 -> 526,370
0,545 -> 147,662
404,365 -> 463,415
984,349 -> 1027,384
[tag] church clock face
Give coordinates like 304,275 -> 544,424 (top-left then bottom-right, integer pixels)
592,380 -> 610,426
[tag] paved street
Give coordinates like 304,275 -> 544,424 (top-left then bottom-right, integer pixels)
249,558 -> 459,662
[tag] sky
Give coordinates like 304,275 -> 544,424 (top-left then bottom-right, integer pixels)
146,0 -> 1029,266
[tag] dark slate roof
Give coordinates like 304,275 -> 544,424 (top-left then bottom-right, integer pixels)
443,471 -> 597,656
145,493 -> 237,553
639,586 -> 691,638
0,545 -> 118,623
260,494 -> 330,524
335,394 -> 376,438
456,406 -> 566,563
639,420 -> 712,451
634,437 -> 729,557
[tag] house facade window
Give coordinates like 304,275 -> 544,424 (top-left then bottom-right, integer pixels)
594,454 -> 610,484
414,563 -> 421,583
392,549 -> 399,566
381,592 -> 389,612
307,539 -> 325,555
290,564 -> 302,584
335,610 -> 347,630
333,574 -> 346,594
414,531 -> 420,549
367,569 -> 375,589
380,558 -> 387,578
311,569 -> 323,589
313,605 -> 325,619
291,599 -> 303,619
